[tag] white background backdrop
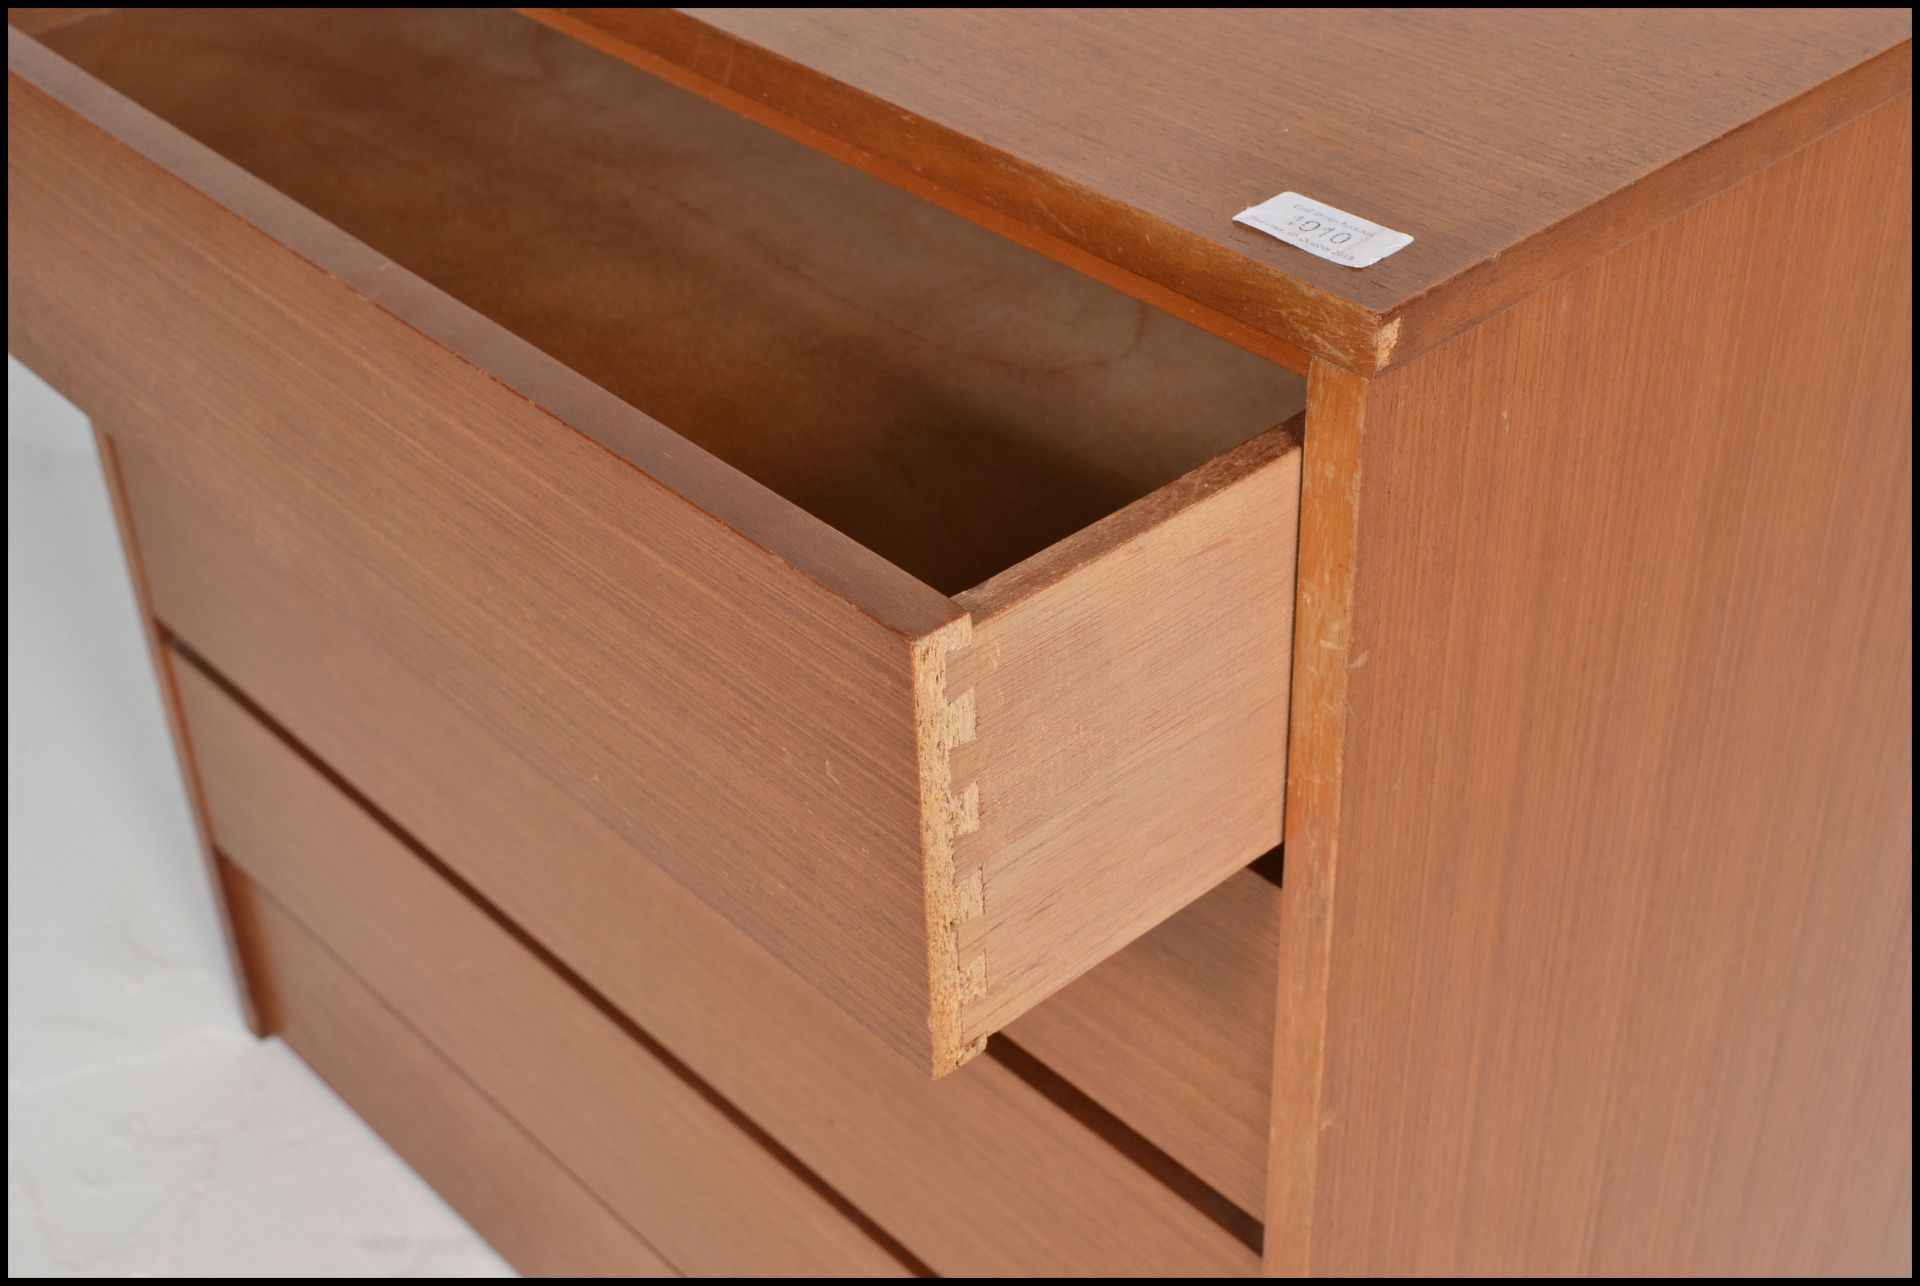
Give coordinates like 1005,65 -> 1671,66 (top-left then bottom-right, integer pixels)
7,355 -> 508,1277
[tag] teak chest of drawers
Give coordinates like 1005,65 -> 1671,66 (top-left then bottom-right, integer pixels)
8,7 -> 1912,1277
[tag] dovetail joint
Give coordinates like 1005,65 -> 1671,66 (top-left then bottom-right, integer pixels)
943,668 -> 987,1001
915,618 -> 988,1074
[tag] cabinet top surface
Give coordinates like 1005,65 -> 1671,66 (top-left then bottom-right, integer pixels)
544,7 -> 1912,370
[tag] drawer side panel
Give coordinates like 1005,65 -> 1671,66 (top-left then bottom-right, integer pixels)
7,45 -> 956,1069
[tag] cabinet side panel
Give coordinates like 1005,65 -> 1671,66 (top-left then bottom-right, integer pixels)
1275,94 -> 1913,1275
87,429 -> 268,1036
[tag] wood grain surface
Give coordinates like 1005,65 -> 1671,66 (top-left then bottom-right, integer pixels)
4,22 -> 938,631
12,11 -> 1306,1074
528,7 -> 1912,371
1007,867 -> 1281,1215
1271,92 -> 1914,1276
36,6 -> 1303,594
22,8 -> 1907,1276
182,660 -> 911,1277
1266,359 -> 1364,1276
113,441 -> 1258,1275
6,35 -> 945,1069
222,869 -> 680,1278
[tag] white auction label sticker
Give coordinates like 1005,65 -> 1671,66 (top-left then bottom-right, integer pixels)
1234,192 -> 1413,268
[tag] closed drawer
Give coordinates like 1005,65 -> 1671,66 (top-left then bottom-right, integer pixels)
180,660 -> 913,1275
221,866 -> 679,1278
130,447 -> 1260,1275
9,7 -> 1303,1075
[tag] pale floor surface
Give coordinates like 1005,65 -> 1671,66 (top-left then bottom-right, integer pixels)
7,356 -> 512,1277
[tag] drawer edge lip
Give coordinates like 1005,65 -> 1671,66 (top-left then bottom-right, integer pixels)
958,413 -> 1305,623
6,24 -> 960,642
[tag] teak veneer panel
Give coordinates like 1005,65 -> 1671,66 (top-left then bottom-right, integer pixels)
181,661 -> 908,1277
221,870 -> 677,1278
1271,94 -> 1914,1275
530,7 -> 1912,371
113,443 -> 1258,1276
8,11 -> 1302,1076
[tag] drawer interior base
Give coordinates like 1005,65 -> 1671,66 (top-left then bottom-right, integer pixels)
43,6 -> 1305,594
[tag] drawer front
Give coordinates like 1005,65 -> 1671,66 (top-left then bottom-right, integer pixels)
8,18 -> 1298,1074
181,659 -> 913,1276
135,443 -> 1258,1276
222,867 -> 676,1277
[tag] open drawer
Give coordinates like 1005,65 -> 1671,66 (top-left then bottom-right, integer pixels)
8,8 -> 1304,1074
